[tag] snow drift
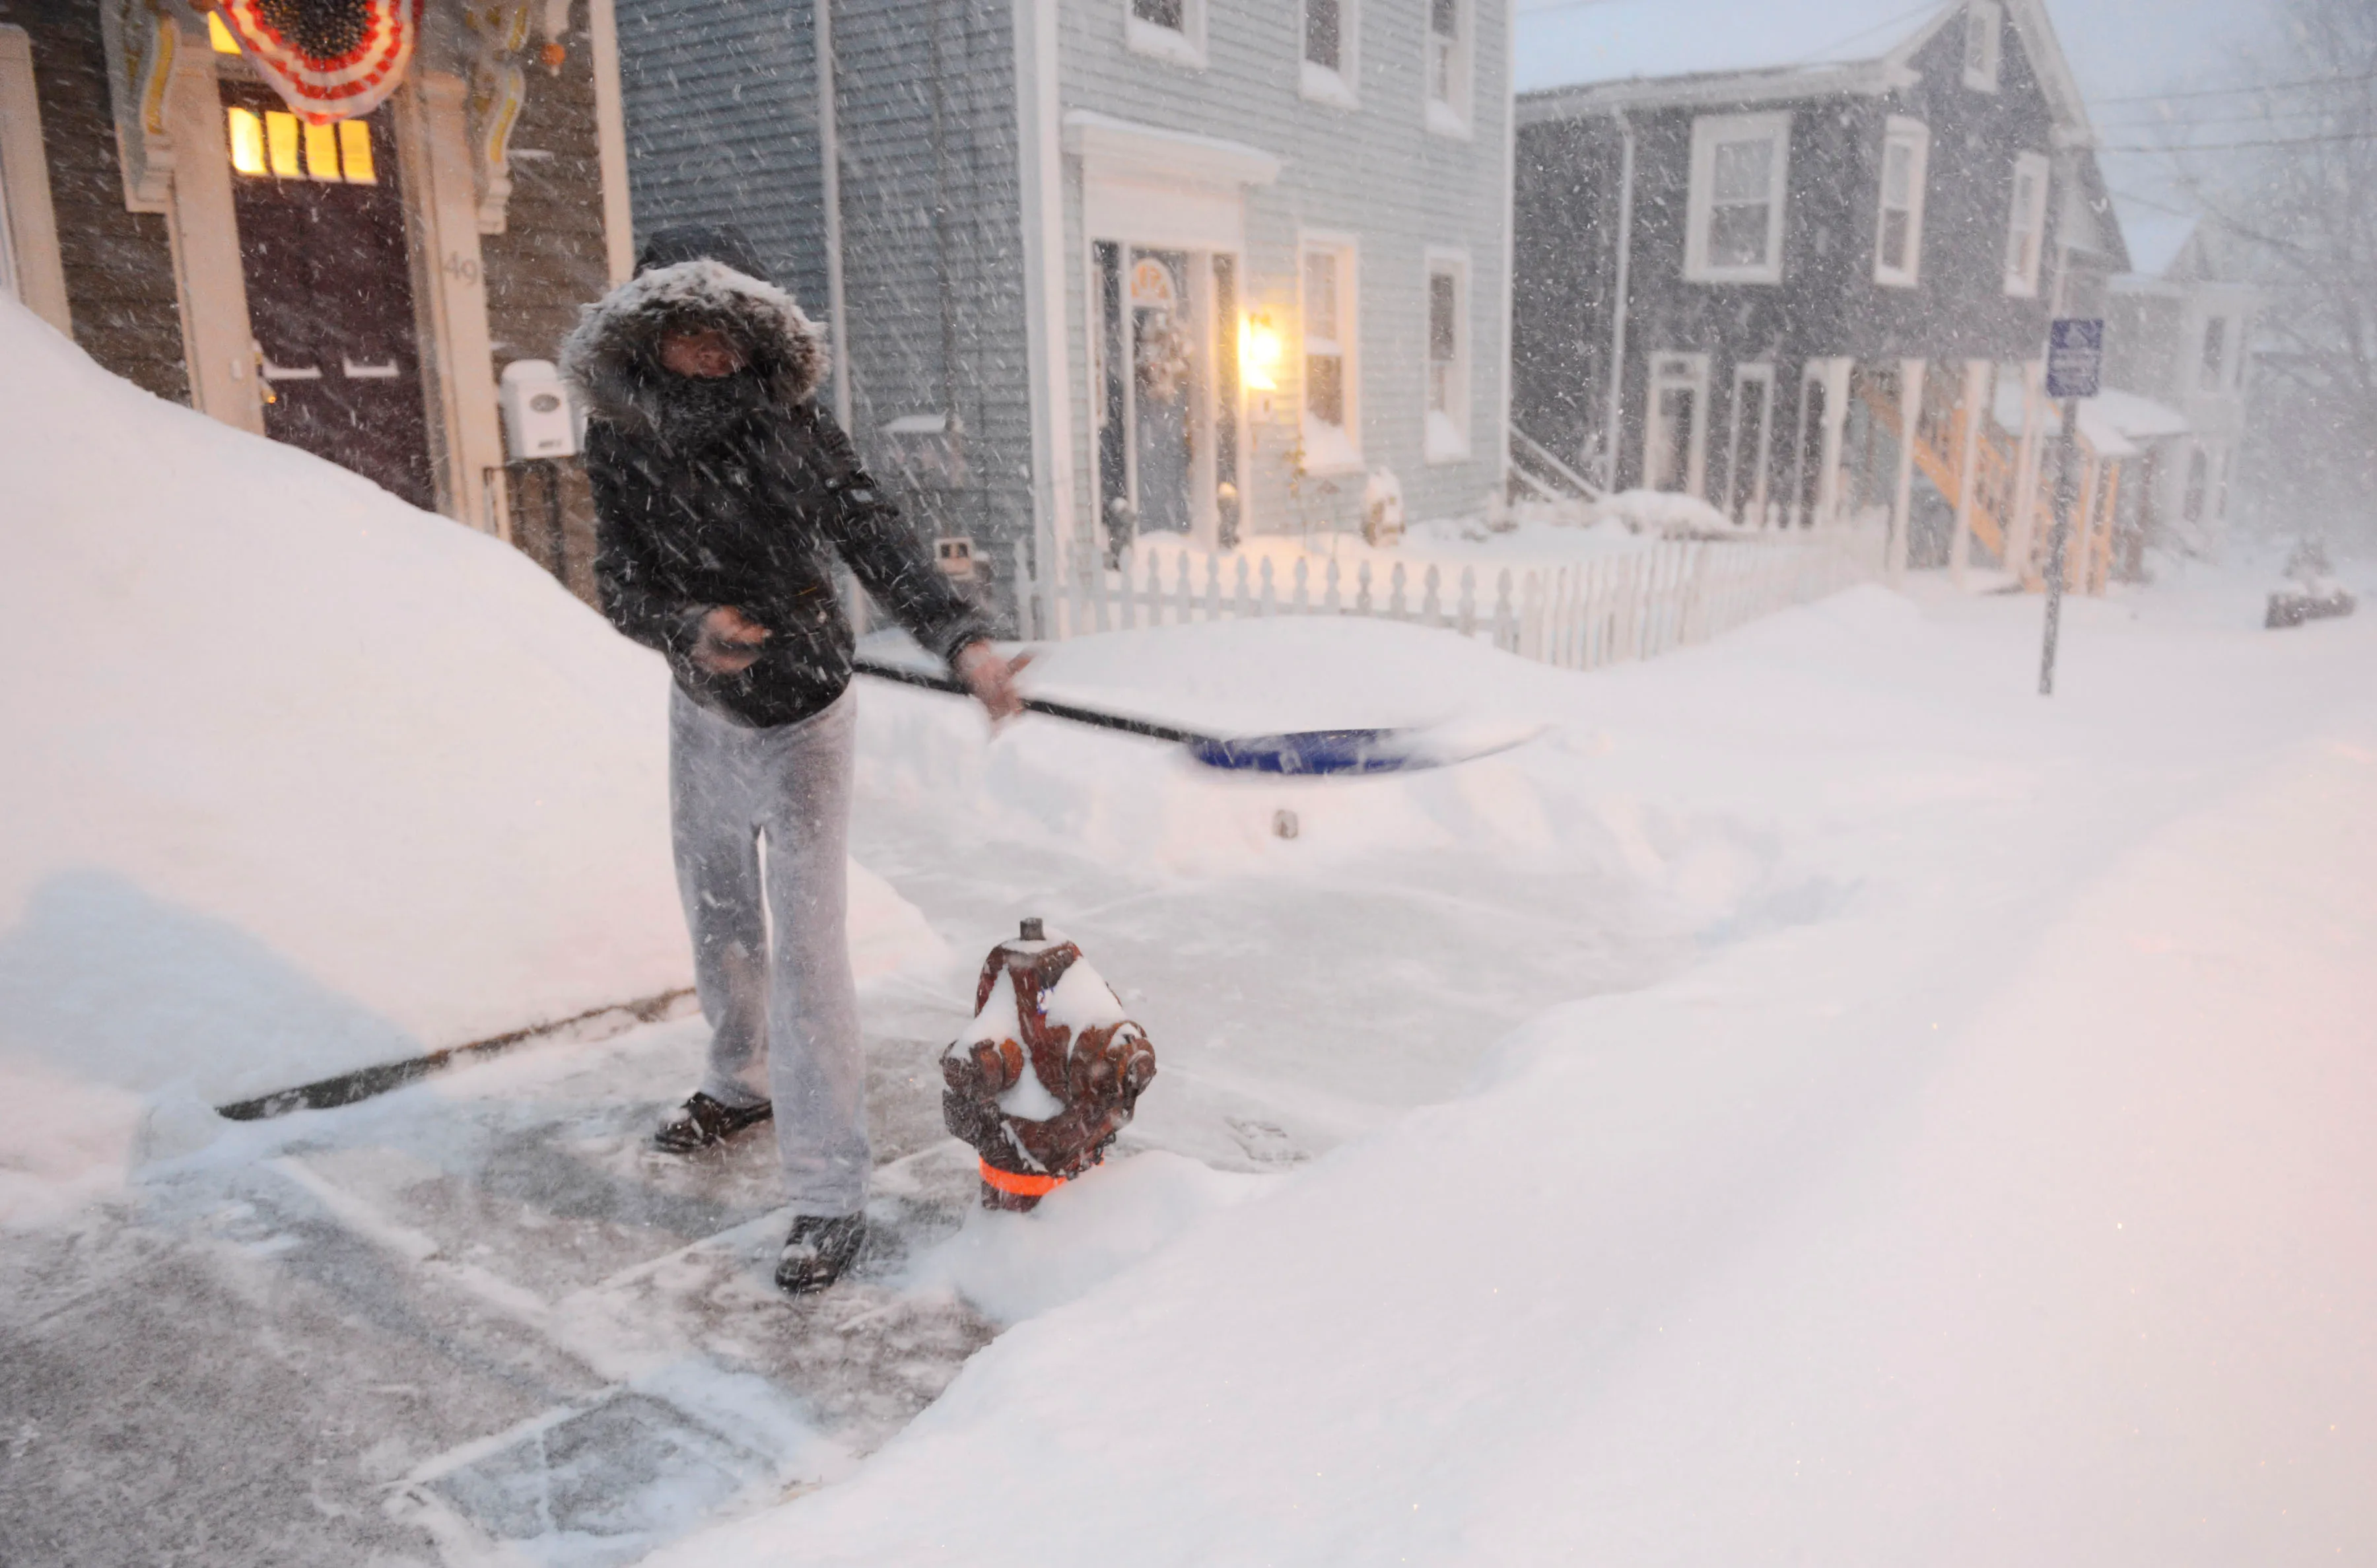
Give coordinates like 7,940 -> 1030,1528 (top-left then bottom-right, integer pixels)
0,301 -> 941,1147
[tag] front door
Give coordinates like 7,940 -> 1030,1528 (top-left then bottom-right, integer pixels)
1128,250 -> 1194,536
223,84 -> 435,510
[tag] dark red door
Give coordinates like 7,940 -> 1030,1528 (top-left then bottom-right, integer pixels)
223,84 -> 436,510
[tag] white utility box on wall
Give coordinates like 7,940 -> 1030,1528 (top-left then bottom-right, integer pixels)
499,359 -> 578,460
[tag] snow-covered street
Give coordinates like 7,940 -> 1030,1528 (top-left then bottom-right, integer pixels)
8,500 -> 2374,1562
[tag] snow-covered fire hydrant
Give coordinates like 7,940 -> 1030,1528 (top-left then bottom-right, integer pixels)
940,919 -> 1157,1211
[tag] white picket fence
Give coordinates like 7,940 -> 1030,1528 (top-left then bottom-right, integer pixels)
1012,528 -> 1880,671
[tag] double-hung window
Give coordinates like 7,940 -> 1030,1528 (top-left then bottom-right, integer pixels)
1962,1 -> 2002,91
1425,250 -> 1469,461
2003,151 -> 2050,297
1686,112 -> 1790,285
1301,239 -> 1361,471
1126,0 -> 1205,68
1301,0 -> 1358,108
2199,316 -> 2228,391
1874,117 -> 1929,287
1426,0 -> 1470,135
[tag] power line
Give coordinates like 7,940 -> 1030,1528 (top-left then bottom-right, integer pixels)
2090,68 -> 2377,104
2099,130 -> 2377,153
2094,106 -> 2339,132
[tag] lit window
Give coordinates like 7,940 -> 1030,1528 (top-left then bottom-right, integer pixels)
1427,0 -> 1470,133
206,10 -> 241,53
1301,240 -> 1361,471
1962,1 -> 2003,92
265,110 -> 302,179
1875,117 -> 1929,287
226,106 -> 267,176
304,119 -> 342,180
2003,151 -> 2050,296
1426,254 -> 1469,461
1687,112 -> 1791,285
339,119 -> 376,184
2199,317 -> 2228,391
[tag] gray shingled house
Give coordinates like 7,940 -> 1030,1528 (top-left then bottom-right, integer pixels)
615,0 -> 1512,628
1511,0 -> 2131,586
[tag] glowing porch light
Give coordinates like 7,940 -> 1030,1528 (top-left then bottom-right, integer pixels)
1241,312 -> 1284,392
226,106 -> 266,176
265,110 -> 302,178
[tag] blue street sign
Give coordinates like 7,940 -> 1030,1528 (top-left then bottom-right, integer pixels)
2046,318 -> 2104,400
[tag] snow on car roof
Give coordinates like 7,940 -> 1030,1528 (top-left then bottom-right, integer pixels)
1515,0 -> 1955,95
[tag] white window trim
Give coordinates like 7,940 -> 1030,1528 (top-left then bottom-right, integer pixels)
1873,116 -> 1929,289
1725,362 -> 1776,523
0,24 -> 71,334
1424,246 -> 1471,464
1424,0 -> 1472,140
1962,1 -> 2003,92
1299,232 -> 1363,475
2003,149 -> 2050,298
1645,351 -> 1711,498
1125,0 -> 1207,70
1684,111 -> 1791,286
1300,0 -> 1359,109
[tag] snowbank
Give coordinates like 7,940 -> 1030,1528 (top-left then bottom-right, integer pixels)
0,302 -> 942,1171
674,568 -> 2377,1564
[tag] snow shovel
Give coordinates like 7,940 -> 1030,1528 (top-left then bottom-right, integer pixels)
851,656 -> 1537,776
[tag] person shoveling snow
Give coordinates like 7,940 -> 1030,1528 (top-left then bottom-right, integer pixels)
565,226 -> 1029,1295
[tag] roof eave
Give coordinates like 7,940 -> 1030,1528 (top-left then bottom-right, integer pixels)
1517,59 -> 1915,123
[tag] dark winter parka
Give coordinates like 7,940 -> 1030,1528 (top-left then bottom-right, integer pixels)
562,252 -> 988,729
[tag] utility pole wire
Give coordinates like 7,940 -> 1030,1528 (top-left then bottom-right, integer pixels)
2088,67 -> 2377,104
2099,131 -> 2377,154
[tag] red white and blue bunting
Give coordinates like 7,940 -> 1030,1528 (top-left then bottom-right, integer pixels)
212,0 -> 419,125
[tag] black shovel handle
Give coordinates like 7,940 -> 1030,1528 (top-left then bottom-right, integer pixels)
852,656 -> 1218,747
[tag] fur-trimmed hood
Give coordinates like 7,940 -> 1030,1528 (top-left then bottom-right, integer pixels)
561,259 -> 830,438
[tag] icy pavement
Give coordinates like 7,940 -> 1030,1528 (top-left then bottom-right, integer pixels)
0,708 -> 1682,1567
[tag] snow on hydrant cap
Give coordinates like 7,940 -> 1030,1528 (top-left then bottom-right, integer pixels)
938,919 -> 1156,1212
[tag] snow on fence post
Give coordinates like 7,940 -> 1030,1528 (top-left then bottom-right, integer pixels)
1389,562 -> 1408,619
1116,547 -> 1137,631
1457,565 -> 1477,638
1356,559 -> 1374,615
1293,557 -> 1311,613
1259,556 -> 1278,617
1422,564 -> 1442,627
1175,549 -> 1193,625
1204,552 -> 1222,624
1325,556 -> 1343,615
1493,568 -> 1515,652
1523,568 -> 1546,661
1233,555 -> 1252,620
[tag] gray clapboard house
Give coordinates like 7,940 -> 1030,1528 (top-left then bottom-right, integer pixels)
1511,0 -> 2128,584
615,0 -> 1513,626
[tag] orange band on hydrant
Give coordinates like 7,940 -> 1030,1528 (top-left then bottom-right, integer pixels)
979,1160 -> 1064,1198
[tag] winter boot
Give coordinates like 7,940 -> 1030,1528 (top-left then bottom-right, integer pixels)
650,1091 -> 773,1153
775,1213 -> 868,1295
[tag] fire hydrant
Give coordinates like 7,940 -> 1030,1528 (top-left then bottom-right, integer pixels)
940,919 -> 1157,1210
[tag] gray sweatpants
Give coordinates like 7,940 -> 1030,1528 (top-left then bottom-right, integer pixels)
670,684 -> 868,1218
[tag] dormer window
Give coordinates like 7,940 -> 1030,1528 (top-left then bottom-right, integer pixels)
1685,112 -> 1791,285
1127,0 -> 1206,69
1962,1 -> 2003,92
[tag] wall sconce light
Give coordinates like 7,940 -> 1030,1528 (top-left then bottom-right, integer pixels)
1241,312 -> 1284,393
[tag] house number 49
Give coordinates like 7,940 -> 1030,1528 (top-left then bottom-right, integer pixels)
444,253 -> 481,285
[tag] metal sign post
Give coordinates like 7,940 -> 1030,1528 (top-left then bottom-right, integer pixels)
2039,320 -> 2103,697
